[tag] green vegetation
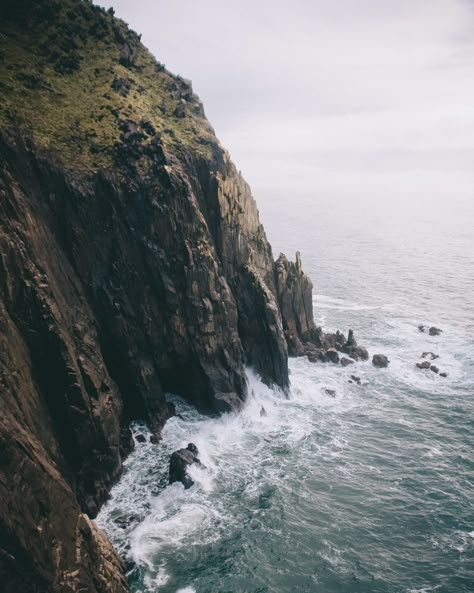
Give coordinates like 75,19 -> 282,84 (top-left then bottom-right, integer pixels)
0,0 -> 216,174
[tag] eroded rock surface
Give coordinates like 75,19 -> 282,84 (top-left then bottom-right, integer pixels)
274,254 -> 368,363
169,443 -> 202,489
0,1 -> 369,592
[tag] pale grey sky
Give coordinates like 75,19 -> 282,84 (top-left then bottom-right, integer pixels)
97,0 -> 474,201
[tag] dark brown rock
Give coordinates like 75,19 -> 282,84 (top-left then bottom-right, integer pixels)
340,357 -> 355,366
274,252 -> 315,350
326,348 -> 340,364
0,2 -> 369,592
169,443 -> 202,489
342,344 -> 369,361
372,354 -> 389,368
416,361 -> 431,370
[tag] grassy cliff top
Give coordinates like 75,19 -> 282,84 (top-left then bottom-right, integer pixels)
0,0 -> 218,173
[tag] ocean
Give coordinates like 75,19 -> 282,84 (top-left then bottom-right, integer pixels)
97,191 -> 474,593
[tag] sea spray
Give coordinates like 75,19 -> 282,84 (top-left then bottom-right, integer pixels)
98,318 -> 473,593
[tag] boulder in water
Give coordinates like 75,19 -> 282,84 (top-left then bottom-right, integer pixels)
416,361 -> 431,370
341,330 -> 369,361
169,443 -> 202,489
430,365 -> 439,374
135,434 -> 146,443
372,354 -> 389,368
440,372 -> 448,378
113,513 -> 140,530
324,388 -> 336,398
340,357 -> 354,367
326,348 -> 340,364
429,326 -> 442,336
350,375 -> 361,384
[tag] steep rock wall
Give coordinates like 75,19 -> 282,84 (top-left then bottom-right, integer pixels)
0,2 -> 294,590
0,1 -> 361,592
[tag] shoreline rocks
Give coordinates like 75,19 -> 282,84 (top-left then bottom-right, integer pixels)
421,352 -> 439,360
169,443 -> 203,489
416,361 -> 431,370
340,357 -> 355,366
372,354 -> 389,368
418,324 -> 443,336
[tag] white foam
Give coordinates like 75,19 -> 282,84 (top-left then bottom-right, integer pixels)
96,324 -> 473,593
143,565 -> 170,590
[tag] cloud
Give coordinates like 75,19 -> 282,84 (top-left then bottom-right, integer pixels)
97,0 -> 474,197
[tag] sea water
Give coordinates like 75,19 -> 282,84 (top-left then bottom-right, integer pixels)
97,192 -> 474,593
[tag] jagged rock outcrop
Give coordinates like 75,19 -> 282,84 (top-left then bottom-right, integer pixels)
274,253 -> 368,362
274,252 -> 314,352
169,443 -> 203,489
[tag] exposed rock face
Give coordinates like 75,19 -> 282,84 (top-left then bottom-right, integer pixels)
274,253 -> 367,362
0,2 -> 368,592
274,252 -> 314,352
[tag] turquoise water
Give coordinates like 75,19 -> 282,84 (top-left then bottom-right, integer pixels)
97,193 -> 474,593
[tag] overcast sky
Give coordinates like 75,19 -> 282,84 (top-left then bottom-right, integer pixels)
97,0 -> 474,202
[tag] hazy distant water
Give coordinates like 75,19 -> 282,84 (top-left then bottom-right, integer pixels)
98,192 -> 474,593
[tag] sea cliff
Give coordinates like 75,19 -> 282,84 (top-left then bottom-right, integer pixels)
0,2 -> 358,591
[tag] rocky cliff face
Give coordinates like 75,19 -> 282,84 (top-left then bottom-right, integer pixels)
0,1 -> 361,592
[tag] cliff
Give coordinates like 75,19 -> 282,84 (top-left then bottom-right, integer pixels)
0,1 -> 360,592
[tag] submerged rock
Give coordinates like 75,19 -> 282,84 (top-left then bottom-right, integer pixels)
430,365 -> 439,374
440,372 -> 448,378
169,443 -> 202,489
422,352 -> 439,360
340,357 -> 354,366
113,513 -> 140,530
416,361 -> 431,370
429,326 -> 442,336
372,354 -> 389,368
350,375 -> 362,384
260,406 -> 268,417
135,434 -> 146,443
324,388 -> 337,398
416,360 -> 431,369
